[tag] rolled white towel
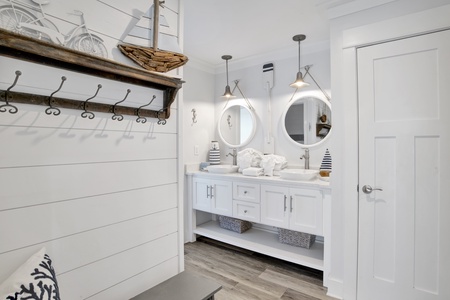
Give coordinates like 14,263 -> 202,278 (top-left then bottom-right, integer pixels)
237,152 -> 253,172
270,155 -> 288,171
242,167 -> 264,177
261,155 -> 276,176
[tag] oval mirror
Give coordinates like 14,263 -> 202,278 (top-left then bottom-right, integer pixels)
218,104 -> 256,148
282,91 -> 332,148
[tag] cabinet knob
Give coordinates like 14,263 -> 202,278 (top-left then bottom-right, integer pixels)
244,190 -> 248,194
244,210 -> 248,213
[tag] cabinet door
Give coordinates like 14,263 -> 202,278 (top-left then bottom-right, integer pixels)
211,180 -> 232,217
289,188 -> 323,235
192,178 -> 211,212
261,185 -> 289,228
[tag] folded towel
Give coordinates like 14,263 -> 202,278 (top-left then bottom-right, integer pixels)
237,148 -> 263,172
261,154 -> 287,176
273,156 -> 288,171
242,167 -> 264,177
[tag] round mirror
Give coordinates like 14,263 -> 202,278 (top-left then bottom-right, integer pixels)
282,91 -> 332,148
218,104 -> 256,148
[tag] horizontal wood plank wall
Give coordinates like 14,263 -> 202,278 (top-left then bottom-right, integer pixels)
0,0 -> 182,299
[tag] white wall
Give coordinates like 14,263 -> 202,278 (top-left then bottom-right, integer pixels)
0,0 -> 184,299
182,65 -> 216,164
220,49 -> 331,167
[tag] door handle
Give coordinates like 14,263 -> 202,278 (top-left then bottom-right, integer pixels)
362,185 -> 383,194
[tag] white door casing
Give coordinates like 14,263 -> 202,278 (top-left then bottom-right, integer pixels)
357,30 -> 450,299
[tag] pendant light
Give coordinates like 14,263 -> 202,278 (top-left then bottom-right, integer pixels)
221,55 -> 235,98
290,34 -> 310,89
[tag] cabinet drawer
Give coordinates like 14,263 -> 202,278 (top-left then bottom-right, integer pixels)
233,182 -> 260,203
233,200 -> 260,222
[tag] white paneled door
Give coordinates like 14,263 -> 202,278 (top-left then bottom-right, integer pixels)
357,30 -> 450,300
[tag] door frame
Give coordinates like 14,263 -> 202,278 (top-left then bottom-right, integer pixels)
338,4 -> 450,300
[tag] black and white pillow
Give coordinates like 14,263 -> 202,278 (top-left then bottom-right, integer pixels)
0,248 -> 61,300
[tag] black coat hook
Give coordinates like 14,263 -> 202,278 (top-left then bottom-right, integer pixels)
136,95 -> 156,124
45,76 -> 66,116
112,89 -> 131,121
157,108 -> 167,125
0,70 -> 21,114
81,84 -> 102,119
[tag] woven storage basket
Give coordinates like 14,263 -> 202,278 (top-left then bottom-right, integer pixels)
278,228 -> 316,249
218,215 -> 252,234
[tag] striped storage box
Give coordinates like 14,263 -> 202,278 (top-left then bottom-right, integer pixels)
209,149 -> 220,165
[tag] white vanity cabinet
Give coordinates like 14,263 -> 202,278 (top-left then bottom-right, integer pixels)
192,177 -> 233,216
261,185 -> 323,236
186,170 -> 331,285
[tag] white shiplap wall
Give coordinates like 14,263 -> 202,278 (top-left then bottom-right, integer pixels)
0,0 -> 183,299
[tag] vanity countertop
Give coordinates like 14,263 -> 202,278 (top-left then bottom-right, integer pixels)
185,165 -> 331,189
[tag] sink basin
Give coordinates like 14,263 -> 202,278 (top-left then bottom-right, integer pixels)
206,165 -> 239,174
280,169 -> 318,181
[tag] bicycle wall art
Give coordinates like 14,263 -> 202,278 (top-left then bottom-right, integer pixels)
0,0 -> 155,61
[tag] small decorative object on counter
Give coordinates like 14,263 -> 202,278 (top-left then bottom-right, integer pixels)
209,141 -> 220,165
199,162 -> 210,171
319,148 -> 332,177
218,215 -> 252,234
278,228 -> 316,249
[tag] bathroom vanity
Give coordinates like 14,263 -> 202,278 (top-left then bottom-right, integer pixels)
186,168 -> 331,285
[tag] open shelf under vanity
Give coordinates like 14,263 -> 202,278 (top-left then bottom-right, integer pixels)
193,220 -> 324,271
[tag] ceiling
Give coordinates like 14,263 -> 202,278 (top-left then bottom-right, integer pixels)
183,0 -> 355,68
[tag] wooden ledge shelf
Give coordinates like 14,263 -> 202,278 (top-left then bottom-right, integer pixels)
0,29 -> 183,121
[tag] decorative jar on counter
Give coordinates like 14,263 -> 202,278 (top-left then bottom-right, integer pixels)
209,141 -> 220,165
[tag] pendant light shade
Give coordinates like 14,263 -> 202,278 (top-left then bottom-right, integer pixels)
290,34 -> 310,89
221,55 -> 235,98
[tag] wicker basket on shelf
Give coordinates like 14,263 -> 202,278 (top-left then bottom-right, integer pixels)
278,228 -> 316,249
218,215 -> 252,234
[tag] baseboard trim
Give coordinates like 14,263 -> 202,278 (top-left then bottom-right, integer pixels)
326,277 -> 344,299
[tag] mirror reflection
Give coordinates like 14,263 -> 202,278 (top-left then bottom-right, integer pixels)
283,96 -> 332,147
218,104 -> 256,148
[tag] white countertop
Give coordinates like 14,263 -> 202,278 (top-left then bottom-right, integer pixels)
185,164 -> 331,189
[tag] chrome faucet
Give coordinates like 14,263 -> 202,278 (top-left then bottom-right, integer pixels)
226,148 -> 238,165
300,148 -> 310,169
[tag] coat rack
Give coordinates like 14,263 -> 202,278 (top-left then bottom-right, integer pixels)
0,29 -> 184,124
0,70 -> 168,124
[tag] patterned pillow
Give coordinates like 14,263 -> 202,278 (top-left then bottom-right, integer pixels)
0,248 -> 61,300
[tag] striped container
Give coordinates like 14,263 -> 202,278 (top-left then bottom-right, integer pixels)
209,150 -> 220,165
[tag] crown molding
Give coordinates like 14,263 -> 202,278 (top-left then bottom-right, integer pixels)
186,39 -> 330,75
326,0 -> 396,19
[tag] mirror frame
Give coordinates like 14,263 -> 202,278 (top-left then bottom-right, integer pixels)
218,103 -> 257,148
281,90 -> 332,149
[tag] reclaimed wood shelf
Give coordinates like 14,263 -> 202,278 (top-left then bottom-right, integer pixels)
0,28 -> 183,121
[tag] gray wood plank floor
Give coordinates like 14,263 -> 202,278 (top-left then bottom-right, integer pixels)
184,237 -> 337,300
